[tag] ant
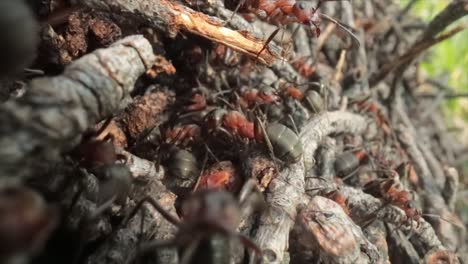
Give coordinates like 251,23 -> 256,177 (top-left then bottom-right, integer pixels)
239,84 -> 280,109
204,109 -> 257,141
351,98 -> 392,137
0,186 -> 58,263
164,124 -> 202,146
195,160 -> 244,193
72,118 -> 132,205
124,181 -> 263,264
363,178 -> 421,224
334,149 -> 367,179
323,190 -> 350,216
227,0 -> 360,56
279,81 -> 326,114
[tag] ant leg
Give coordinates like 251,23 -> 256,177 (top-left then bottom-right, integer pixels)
238,179 -> 257,204
123,196 -> 181,227
287,114 -> 299,134
405,219 -> 415,240
179,235 -> 203,264
256,28 -> 280,59
223,0 -> 246,26
254,116 -> 275,161
72,197 -> 117,264
95,118 -> 114,139
236,233 -> 263,263
341,167 -> 360,181
318,13 -> 361,47
126,239 -> 177,264
192,151 -> 208,191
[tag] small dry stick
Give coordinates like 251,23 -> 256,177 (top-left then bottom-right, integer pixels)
253,111 -> 367,264
370,24 -> 467,86
0,35 -> 154,179
75,0 -> 283,65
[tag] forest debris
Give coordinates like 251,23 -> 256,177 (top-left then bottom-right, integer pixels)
85,176 -> 178,264
146,56 -> 176,78
422,248 -> 459,264
341,186 -> 446,252
253,111 -> 367,264
117,149 -> 164,181
296,196 -> 379,264
118,88 -> 175,144
370,24 -> 467,86
75,0 -> 282,65
0,35 -> 155,179
0,186 -> 59,263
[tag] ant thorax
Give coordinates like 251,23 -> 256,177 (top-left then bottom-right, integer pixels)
181,190 -> 242,234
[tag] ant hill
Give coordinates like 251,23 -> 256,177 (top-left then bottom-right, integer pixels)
0,0 -> 467,264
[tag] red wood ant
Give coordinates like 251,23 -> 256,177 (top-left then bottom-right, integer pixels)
280,81 -> 326,114
362,178 -> 465,236
352,99 -> 392,137
124,182 -> 263,263
363,179 -> 421,223
334,149 -> 367,179
205,109 -> 257,140
291,57 -> 316,77
73,119 -> 133,205
164,124 -> 202,146
0,186 -> 58,263
195,160 -> 243,192
227,0 -> 361,53
76,119 -> 119,170
184,93 -> 207,112
239,85 -> 280,108
323,190 -> 350,216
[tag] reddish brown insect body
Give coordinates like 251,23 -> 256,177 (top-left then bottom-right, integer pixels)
126,187 -> 263,263
223,111 -> 255,139
238,0 -> 323,35
196,161 -> 243,192
164,124 -> 202,146
185,94 -> 207,112
228,0 -> 360,45
355,100 -> 392,136
364,179 -> 422,222
240,86 -> 279,107
291,57 -> 316,77
324,190 -> 350,215
205,110 -> 256,140
281,85 -> 304,100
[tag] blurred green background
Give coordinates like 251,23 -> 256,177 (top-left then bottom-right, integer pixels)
400,0 -> 468,122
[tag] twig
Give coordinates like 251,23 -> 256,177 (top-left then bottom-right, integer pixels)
0,35 -> 154,179
296,196 -> 380,263
419,0 -> 468,42
369,24 -> 467,86
117,149 -> 164,181
333,49 -> 347,81
397,0 -> 420,21
75,0 -> 282,65
86,177 -> 179,264
253,111 -> 367,263
341,186 -> 445,252
417,92 -> 468,99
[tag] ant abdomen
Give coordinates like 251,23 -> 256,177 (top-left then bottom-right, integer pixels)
266,123 -> 303,164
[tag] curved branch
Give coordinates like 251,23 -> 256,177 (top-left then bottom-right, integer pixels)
0,35 -> 154,179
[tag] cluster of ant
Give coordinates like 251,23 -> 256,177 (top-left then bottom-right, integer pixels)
1,0 -> 442,263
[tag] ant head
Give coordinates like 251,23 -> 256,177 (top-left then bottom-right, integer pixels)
292,2 -> 321,30
182,190 -> 241,233
404,200 -> 422,220
0,187 -> 58,257
204,108 -> 228,131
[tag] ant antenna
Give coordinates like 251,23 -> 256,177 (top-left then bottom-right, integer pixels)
318,13 -> 361,48
422,214 -> 466,230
